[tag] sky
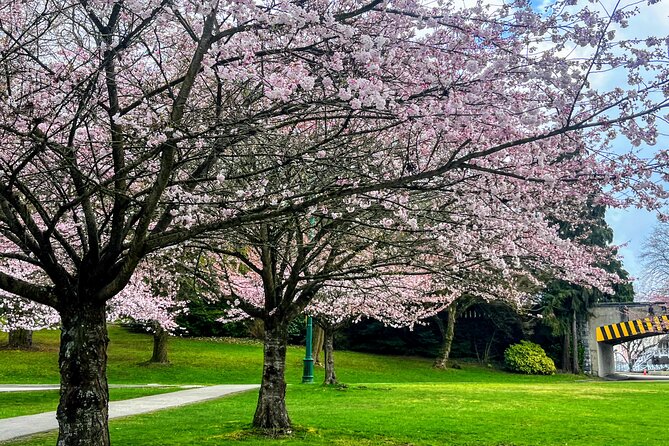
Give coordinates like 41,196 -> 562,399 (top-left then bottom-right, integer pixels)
607,207 -> 656,281
597,2 -> 669,286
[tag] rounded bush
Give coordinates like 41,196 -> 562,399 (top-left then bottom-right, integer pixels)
504,341 -> 556,375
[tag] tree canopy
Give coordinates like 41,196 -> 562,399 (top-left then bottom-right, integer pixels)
0,0 -> 667,443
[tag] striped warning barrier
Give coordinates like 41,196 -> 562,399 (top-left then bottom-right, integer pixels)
596,315 -> 669,343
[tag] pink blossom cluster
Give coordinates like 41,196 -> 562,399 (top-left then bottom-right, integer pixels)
0,239 -> 59,331
0,297 -> 59,332
306,274 -> 444,329
107,250 -> 192,333
0,0 -> 666,334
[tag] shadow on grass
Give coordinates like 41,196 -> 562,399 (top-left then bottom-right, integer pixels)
0,344 -> 54,352
137,361 -> 172,367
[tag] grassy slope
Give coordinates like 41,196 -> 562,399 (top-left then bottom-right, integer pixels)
0,327 -> 578,385
2,328 -> 668,445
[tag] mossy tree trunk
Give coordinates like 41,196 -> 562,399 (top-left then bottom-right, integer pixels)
150,325 -> 169,364
252,322 -> 291,432
434,304 -> 456,369
312,323 -> 325,366
572,308 -> 580,374
8,328 -> 33,349
323,325 -> 337,385
56,302 -> 110,446
562,332 -> 572,373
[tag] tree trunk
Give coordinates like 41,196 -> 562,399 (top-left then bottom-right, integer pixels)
8,328 -> 33,349
313,324 -> 325,366
434,304 -> 456,369
150,326 -> 169,364
323,326 -> 337,385
253,323 -> 291,433
572,308 -> 580,374
483,330 -> 496,364
562,332 -> 572,373
57,302 -> 110,446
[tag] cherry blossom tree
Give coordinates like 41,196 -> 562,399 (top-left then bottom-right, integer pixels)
306,274 -> 438,384
0,241 -> 59,348
212,218 -> 446,429
0,0 -> 668,443
0,296 -> 59,349
212,184 -> 626,430
107,252 -> 190,364
0,254 -> 186,359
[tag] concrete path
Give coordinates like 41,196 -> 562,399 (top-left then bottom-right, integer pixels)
0,385 -> 60,393
0,384 -> 258,443
0,384 -> 203,393
606,373 -> 669,381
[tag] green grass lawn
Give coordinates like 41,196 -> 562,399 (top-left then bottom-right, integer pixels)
0,326 -> 576,385
0,387 -> 180,419
2,328 -> 668,445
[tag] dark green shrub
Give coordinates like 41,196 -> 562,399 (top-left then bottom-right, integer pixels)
175,297 -> 248,338
287,317 -> 306,344
504,341 -> 556,375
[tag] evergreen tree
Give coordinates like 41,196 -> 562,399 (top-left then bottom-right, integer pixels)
538,203 -> 633,373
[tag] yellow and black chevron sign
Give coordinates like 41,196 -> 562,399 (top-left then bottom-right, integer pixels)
596,315 -> 669,343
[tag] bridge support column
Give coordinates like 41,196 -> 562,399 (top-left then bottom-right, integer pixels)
597,343 -> 615,377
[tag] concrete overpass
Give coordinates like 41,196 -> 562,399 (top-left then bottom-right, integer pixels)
585,302 -> 669,377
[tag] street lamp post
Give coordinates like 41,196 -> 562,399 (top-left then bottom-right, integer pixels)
302,216 -> 316,384
302,316 -> 314,383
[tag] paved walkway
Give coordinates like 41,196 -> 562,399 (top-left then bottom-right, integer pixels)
607,373 -> 669,381
0,384 -> 203,393
0,384 -> 259,442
